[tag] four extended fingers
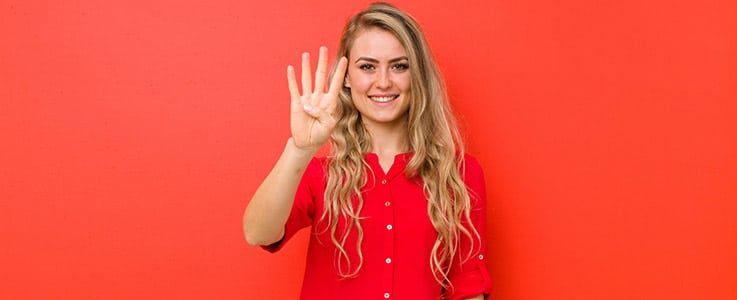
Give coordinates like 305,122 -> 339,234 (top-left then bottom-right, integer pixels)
288,47 -> 348,116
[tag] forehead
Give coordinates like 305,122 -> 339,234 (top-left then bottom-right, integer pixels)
349,28 -> 407,60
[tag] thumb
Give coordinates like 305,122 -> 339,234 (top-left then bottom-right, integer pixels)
303,105 -> 335,127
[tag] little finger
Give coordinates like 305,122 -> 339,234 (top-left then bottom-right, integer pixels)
287,65 -> 299,104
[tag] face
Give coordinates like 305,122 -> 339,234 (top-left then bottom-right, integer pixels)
345,28 -> 411,129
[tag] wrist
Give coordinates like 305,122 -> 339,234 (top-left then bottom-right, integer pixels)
286,137 -> 319,158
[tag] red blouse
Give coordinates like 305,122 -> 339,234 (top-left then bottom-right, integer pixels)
263,153 -> 492,299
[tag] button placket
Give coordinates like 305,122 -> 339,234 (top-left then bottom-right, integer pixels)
380,175 -> 395,300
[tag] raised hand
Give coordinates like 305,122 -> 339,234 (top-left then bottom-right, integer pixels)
287,46 -> 348,151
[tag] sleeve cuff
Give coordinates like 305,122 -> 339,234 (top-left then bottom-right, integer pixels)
448,257 -> 493,300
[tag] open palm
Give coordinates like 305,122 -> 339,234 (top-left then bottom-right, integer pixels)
287,47 -> 348,150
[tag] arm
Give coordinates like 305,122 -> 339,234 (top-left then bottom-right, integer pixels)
242,138 -> 317,246
242,47 -> 347,246
447,155 -> 493,299
463,295 -> 484,300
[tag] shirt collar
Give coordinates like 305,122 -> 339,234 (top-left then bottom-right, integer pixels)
364,152 -> 414,180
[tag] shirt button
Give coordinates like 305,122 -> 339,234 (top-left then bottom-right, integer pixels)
385,257 -> 392,264
386,224 -> 393,230
381,179 -> 387,184
384,201 -> 391,207
479,254 -> 484,260
384,293 -> 390,298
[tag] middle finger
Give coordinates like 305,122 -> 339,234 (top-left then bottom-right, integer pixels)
313,46 -> 328,94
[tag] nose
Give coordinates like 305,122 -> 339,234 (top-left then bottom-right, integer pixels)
376,69 -> 392,89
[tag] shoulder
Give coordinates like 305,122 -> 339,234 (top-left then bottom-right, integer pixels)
459,153 -> 486,201
307,156 -> 329,169
302,157 -> 329,183
460,153 -> 484,178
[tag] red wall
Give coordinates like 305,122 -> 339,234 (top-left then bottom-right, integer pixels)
2,0 -> 736,299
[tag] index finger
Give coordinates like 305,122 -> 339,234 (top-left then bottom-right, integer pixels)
327,57 -> 348,97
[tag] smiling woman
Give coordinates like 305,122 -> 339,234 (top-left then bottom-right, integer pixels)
242,2 -> 491,299
345,28 -> 412,136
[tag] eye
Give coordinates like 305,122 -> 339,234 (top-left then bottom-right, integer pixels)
392,63 -> 409,71
359,64 -> 375,71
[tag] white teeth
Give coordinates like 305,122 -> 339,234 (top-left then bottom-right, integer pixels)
370,96 -> 396,103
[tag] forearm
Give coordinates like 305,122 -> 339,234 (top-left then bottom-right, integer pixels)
463,295 -> 484,300
242,138 -> 317,246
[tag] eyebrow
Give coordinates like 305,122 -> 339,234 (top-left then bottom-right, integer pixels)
354,56 -> 409,64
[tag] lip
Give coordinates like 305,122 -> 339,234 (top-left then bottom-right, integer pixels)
368,94 -> 399,104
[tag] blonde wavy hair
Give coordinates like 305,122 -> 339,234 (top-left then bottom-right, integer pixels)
322,2 -> 481,289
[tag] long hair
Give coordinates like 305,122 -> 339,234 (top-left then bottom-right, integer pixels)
323,2 -> 481,288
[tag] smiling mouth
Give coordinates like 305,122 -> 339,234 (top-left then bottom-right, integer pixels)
369,95 -> 398,103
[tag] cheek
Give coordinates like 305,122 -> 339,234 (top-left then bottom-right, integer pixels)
347,73 -> 371,93
398,74 -> 412,92
349,88 -> 361,103
348,81 -> 366,103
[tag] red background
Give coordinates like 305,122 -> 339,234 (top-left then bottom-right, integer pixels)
2,0 -> 736,299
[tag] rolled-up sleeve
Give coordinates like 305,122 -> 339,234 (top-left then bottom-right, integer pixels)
447,155 -> 493,299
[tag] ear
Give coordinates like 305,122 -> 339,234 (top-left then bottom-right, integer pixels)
344,75 -> 351,88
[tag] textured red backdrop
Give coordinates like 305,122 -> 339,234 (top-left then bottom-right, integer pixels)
2,0 -> 736,299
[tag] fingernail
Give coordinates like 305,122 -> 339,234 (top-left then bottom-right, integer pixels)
303,105 -> 314,112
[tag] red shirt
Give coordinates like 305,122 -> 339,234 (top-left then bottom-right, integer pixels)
264,153 -> 492,299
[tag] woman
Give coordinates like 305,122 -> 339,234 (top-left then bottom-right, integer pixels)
243,2 -> 492,299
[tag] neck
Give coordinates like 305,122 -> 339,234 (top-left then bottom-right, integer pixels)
364,117 -> 410,157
